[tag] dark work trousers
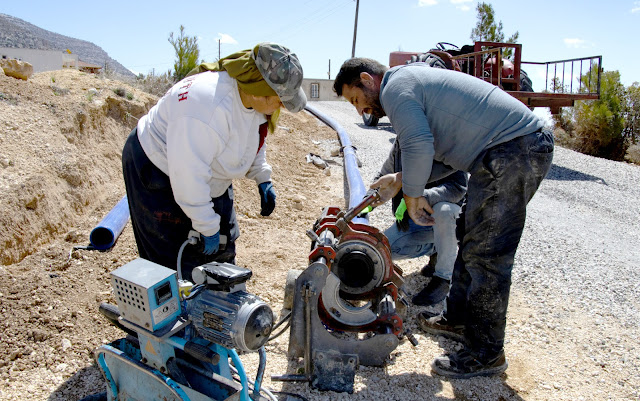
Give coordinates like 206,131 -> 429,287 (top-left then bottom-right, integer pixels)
444,129 -> 554,361
121,128 -> 239,281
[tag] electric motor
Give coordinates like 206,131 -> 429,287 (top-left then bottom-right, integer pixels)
186,289 -> 274,352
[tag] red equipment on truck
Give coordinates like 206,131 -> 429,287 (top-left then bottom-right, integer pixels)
362,41 -> 602,126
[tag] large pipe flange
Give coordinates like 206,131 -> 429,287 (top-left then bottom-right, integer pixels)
332,239 -> 385,297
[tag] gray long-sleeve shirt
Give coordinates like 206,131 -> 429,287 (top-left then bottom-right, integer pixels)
379,64 -> 544,198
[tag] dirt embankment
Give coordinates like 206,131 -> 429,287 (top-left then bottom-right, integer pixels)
0,69 -> 343,400
0,69 -> 156,265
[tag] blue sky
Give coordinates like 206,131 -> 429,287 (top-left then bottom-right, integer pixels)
2,0 -> 639,89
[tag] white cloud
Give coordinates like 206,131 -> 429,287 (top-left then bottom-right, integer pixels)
417,0 -> 472,9
564,38 -> 588,48
217,33 -> 238,45
449,0 -> 472,11
418,0 -> 472,8
632,1 -> 640,12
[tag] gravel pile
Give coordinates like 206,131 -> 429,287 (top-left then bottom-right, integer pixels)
307,101 -> 640,400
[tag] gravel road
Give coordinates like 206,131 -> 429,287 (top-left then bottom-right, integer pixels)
306,100 -> 640,400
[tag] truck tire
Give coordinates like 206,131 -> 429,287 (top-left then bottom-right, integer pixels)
363,113 -> 379,127
520,70 -> 534,92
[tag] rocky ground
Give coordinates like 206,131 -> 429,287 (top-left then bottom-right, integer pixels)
0,70 -> 638,401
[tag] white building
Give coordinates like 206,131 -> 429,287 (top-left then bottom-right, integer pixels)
301,78 -> 341,102
0,47 -> 79,73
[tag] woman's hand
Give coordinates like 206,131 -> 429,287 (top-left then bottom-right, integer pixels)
370,172 -> 403,207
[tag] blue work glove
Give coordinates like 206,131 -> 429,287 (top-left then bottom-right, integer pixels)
258,181 -> 276,216
202,232 -> 220,255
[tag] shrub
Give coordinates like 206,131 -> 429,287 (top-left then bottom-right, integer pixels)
625,144 -> 640,165
50,86 -> 70,96
553,127 -> 581,151
558,70 -> 628,161
0,92 -> 18,105
130,71 -> 173,97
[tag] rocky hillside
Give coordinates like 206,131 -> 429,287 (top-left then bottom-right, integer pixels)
0,13 -> 134,78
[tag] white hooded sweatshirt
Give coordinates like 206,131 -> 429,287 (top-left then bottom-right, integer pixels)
136,71 -> 272,236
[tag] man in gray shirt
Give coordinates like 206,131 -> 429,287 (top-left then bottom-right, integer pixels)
334,58 -> 554,379
371,138 -> 468,306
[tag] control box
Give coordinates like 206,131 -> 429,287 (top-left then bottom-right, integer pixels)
110,258 -> 181,332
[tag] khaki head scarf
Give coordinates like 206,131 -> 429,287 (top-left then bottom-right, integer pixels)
187,45 -> 281,132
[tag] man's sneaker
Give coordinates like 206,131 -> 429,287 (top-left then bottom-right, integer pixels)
417,312 -> 466,343
420,254 -> 437,277
420,263 -> 435,277
412,276 -> 450,306
431,349 -> 508,379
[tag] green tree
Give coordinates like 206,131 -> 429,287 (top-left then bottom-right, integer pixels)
470,2 -> 519,58
622,82 -> 640,163
572,70 -> 627,160
624,82 -> 640,144
168,25 -> 200,82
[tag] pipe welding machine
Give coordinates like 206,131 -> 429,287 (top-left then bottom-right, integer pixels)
273,189 -> 416,393
92,249 -> 276,401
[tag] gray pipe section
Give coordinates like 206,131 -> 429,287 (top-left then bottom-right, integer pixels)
304,104 -> 369,225
90,195 -> 130,250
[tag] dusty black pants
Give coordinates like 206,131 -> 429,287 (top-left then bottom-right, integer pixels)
121,128 -> 239,281
445,129 -> 554,360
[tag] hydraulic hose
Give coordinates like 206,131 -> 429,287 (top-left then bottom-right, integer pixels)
304,104 -> 369,225
253,347 -> 267,399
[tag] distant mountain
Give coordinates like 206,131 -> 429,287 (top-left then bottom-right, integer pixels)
0,13 -> 135,78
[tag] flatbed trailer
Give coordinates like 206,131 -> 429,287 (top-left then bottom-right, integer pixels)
363,41 -> 602,126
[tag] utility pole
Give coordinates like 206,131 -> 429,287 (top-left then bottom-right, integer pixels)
328,60 -> 331,79
218,39 -> 221,60
351,0 -> 359,58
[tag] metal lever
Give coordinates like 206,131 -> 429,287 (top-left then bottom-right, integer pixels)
343,189 -> 381,223
404,328 -> 419,347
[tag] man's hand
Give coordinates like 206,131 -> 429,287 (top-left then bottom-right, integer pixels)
370,172 -> 402,207
404,195 -> 435,226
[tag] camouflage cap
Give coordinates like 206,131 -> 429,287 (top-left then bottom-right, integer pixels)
253,43 -> 307,113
